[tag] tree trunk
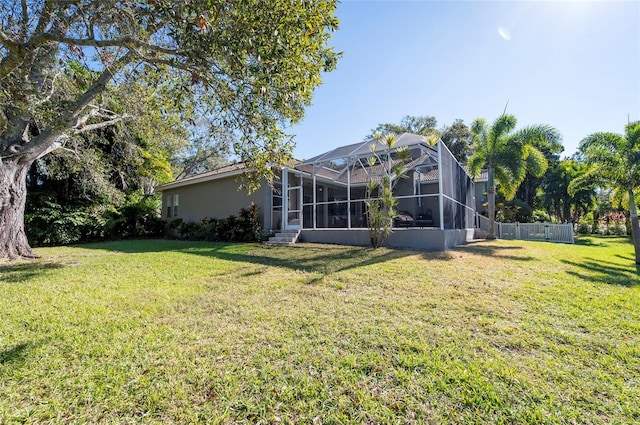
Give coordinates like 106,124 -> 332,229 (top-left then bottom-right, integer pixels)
0,159 -> 36,259
487,166 -> 496,239
628,187 -> 640,265
554,202 -> 561,223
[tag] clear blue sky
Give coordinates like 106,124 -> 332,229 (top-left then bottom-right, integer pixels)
290,0 -> 640,161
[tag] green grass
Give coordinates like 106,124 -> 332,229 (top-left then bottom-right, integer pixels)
1,237 -> 639,424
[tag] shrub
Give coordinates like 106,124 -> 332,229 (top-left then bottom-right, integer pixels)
532,209 -> 550,223
106,194 -> 166,239
576,222 -> 591,235
26,191 -> 166,246
609,221 -> 627,236
169,203 -> 266,243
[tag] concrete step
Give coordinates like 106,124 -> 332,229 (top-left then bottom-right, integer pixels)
268,236 -> 296,243
265,230 -> 300,245
278,230 -> 300,235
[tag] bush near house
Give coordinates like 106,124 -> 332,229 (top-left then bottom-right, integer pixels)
26,193 -> 166,246
169,204 -> 268,242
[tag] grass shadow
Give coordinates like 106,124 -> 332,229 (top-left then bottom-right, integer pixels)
0,342 -> 36,365
452,241 -> 535,262
78,239 -> 417,282
574,238 -> 610,247
561,257 -> 640,287
196,244 -> 415,284
615,254 -> 636,262
78,239 -> 539,283
77,238 -> 189,254
0,262 -> 65,284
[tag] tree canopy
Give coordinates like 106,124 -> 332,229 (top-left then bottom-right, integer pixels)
365,115 -> 438,141
0,0 -> 340,258
440,119 -> 473,163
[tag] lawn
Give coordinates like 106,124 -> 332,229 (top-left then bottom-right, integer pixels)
1,237 -> 639,424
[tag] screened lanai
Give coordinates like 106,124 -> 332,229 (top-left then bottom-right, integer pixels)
274,133 -> 476,234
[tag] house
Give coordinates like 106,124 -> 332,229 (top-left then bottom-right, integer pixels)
157,133 -> 480,250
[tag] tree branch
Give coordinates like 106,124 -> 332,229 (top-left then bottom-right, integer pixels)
73,115 -> 130,134
0,42 -> 26,81
33,68 -> 63,105
21,51 -> 134,163
36,33 -> 182,56
33,0 -> 55,34
0,29 -> 18,47
21,0 -> 29,39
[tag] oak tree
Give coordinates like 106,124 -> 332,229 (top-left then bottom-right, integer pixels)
0,0 -> 339,258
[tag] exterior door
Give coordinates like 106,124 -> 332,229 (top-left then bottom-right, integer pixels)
286,185 -> 302,230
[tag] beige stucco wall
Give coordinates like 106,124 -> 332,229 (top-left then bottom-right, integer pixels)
161,176 -> 271,227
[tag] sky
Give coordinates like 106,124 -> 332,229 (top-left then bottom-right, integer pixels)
289,0 -> 640,161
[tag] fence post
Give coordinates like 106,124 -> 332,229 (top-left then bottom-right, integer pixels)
545,222 -> 550,241
515,222 -> 520,239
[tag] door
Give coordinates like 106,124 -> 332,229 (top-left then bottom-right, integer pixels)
286,185 -> 302,230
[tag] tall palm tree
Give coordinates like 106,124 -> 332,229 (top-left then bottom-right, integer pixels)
468,114 -> 561,238
570,121 -> 640,264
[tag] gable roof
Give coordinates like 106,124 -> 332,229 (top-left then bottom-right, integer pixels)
156,163 -> 247,191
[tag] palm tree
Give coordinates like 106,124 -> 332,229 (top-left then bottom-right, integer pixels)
542,159 -> 595,224
569,121 -> 640,264
468,114 -> 561,238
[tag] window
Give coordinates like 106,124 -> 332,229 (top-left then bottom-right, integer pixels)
173,194 -> 179,217
166,194 -> 179,218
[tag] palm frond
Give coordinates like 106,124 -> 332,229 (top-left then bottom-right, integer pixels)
510,124 -> 561,149
494,165 -> 517,200
567,166 -> 606,196
523,144 -> 548,178
490,114 -> 517,151
467,151 -> 487,177
625,121 -> 640,150
470,118 -> 489,151
579,132 -> 625,154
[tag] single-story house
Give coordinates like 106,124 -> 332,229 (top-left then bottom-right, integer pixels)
157,133 -> 485,250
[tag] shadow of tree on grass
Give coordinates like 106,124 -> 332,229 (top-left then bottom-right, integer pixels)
80,239 -> 416,283
452,241 -> 535,262
574,238 -> 611,247
0,262 -> 65,284
0,342 -> 37,365
195,244 -> 415,284
561,257 -> 640,287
